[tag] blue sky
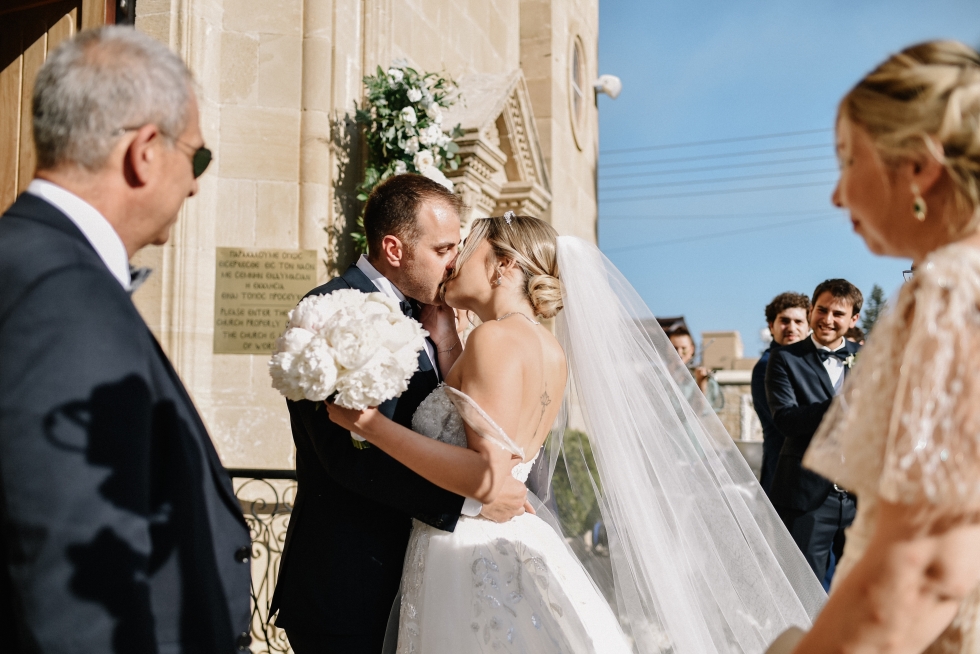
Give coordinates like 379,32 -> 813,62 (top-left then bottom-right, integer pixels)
596,1 -> 980,356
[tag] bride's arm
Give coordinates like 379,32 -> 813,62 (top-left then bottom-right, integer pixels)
326,323 -> 527,504
788,500 -> 980,654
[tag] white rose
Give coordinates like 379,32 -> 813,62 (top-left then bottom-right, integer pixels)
402,136 -> 419,155
387,68 -> 404,84
393,160 -> 408,175
407,87 -> 423,102
400,106 -> 417,125
418,125 -> 442,146
419,165 -> 454,193
425,103 -> 443,124
414,149 -> 435,170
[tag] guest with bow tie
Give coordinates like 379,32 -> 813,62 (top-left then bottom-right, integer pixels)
765,279 -> 863,584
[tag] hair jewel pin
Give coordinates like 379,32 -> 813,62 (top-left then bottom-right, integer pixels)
503,211 -> 515,225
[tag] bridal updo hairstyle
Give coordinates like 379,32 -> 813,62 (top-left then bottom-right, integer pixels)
455,214 -> 563,319
840,40 -> 980,235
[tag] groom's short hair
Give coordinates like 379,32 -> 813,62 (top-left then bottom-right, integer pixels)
363,173 -> 462,257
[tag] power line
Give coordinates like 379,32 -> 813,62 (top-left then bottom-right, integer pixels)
601,128 -> 831,155
600,209 -> 832,221
599,155 -> 833,181
602,214 -> 840,253
601,179 -> 836,204
600,143 -> 832,170
601,168 -> 838,193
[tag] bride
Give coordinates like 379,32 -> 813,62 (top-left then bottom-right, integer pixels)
327,213 -> 825,652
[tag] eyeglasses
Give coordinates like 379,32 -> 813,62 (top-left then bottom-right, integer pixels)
116,126 -> 212,178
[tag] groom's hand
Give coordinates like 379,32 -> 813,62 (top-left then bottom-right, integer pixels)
480,475 -> 532,523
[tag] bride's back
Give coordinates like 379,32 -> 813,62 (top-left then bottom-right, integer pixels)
444,316 -> 566,461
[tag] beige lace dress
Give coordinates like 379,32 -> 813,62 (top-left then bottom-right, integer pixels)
805,242 -> 980,653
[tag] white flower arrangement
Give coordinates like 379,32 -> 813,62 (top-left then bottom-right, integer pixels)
269,289 -> 428,416
352,61 -> 464,253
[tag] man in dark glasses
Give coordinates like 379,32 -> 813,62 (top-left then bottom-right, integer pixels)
0,26 -> 251,654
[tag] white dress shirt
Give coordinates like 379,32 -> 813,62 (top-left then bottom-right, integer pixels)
811,334 -> 846,394
355,255 -> 483,517
26,179 -> 131,291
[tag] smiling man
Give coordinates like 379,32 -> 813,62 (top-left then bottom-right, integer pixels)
765,279 -> 862,585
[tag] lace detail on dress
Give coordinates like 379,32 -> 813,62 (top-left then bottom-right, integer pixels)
804,242 -> 980,653
412,383 -> 468,448
806,242 -> 980,508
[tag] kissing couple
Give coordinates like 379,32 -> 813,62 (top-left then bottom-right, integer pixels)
270,172 -> 824,653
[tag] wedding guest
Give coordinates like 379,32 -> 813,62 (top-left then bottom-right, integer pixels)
769,40 -> 980,654
752,292 -> 810,495
766,279 -> 862,583
0,27 -> 252,652
668,326 -> 725,411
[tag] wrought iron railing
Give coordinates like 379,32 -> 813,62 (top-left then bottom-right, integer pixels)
227,468 -> 297,654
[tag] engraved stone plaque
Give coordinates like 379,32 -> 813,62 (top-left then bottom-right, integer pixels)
213,247 -> 317,354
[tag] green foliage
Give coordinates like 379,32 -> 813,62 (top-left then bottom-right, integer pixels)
550,430 -> 603,538
861,284 -> 888,333
348,62 -> 464,253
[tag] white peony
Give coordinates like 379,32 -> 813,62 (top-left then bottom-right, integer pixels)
387,68 -> 404,84
400,106 -> 417,125
414,149 -> 435,170
269,289 -> 429,410
407,87 -> 423,102
393,160 -> 408,175
419,165 -> 454,193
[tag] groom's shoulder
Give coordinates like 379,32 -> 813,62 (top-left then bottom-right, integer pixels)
303,275 -> 355,299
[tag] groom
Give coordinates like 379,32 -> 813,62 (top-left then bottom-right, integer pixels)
270,174 -> 530,653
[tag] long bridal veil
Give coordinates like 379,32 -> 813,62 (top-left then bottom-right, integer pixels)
545,236 -> 825,653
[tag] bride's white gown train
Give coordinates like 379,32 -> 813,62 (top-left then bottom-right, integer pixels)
395,384 -> 632,653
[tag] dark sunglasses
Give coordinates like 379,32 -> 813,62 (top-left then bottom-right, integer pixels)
117,126 -> 212,178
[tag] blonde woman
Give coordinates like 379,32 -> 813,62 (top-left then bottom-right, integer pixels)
329,214 -> 824,652
769,41 -> 980,654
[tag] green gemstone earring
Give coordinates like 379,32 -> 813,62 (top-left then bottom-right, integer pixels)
911,183 -> 927,222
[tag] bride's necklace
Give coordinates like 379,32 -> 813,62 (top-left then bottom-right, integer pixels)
496,312 -> 540,325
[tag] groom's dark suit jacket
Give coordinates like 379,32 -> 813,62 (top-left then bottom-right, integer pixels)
0,194 -> 252,652
270,264 -> 465,640
765,337 -> 861,513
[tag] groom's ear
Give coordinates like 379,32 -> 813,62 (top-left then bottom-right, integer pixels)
380,235 -> 405,268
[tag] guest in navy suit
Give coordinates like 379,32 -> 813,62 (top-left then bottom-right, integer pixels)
269,174 -> 531,654
766,279 -> 863,583
0,28 -> 251,652
752,292 -> 810,495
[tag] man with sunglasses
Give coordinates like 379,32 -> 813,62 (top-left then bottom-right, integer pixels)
0,27 -> 249,653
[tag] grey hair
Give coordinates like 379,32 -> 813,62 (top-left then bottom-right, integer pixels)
33,26 -> 194,171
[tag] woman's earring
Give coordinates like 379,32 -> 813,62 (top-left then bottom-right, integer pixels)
493,273 -> 502,287
912,183 -> 927,222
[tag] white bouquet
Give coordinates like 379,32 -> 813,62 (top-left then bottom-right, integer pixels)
269,290 -> 428,418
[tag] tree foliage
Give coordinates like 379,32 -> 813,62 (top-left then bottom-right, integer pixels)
550,430 -> 603,538
861,284 -> 888,334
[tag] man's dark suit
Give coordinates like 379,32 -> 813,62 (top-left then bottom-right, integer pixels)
751,343 -> 783,495
766,336 -> 860,581
270,264 -> 466,654
0,194 -> 252,653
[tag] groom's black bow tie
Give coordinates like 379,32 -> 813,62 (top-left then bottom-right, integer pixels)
129,266 -> 153,295
399,299 -> 421,321
817,347 -> 850,363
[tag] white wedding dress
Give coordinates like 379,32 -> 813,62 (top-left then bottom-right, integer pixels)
395,384 -> 632,653
391,236 -> 825,654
